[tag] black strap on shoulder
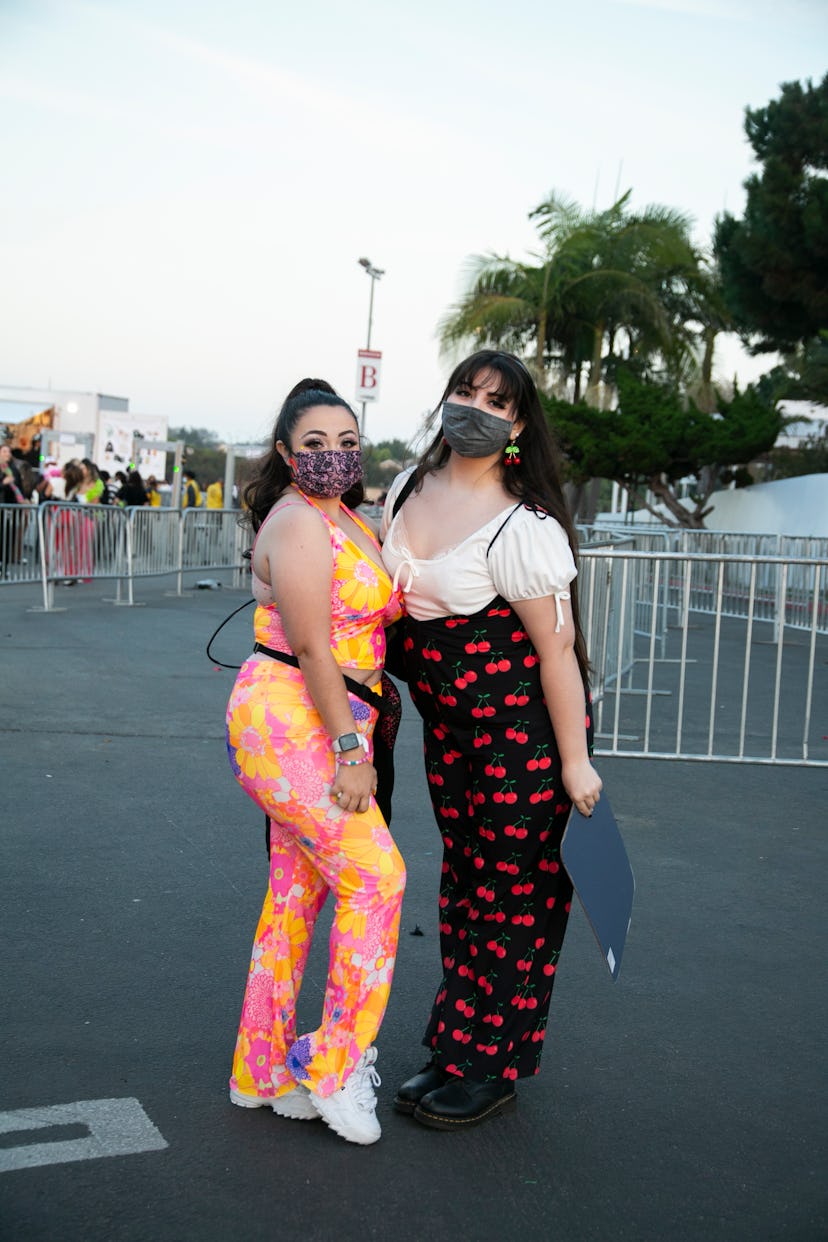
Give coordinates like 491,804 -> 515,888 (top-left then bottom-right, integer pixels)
391,471 -> 418,518
486,504 -> 522,556
390,473 -> 520,558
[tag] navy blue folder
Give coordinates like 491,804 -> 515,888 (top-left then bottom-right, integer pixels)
561,794 -> 634,981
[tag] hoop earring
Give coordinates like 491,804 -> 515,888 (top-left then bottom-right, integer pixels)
504,439 -> 520,466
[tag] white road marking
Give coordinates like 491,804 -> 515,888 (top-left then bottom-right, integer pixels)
0,1098 -> 168,1172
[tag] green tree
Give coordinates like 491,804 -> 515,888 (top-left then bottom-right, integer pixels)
714,74 -> 828,352
531,191 -> 699,404
667,260 -> 734,415
439,190 -> 702,404
547,371 -> 782,528
169,425 -> 225,489
437,229 -> 591,393
361,438 -> 416,491
756,332 -> 828,405
765,429 -> 828,480
168,425 -> 221,447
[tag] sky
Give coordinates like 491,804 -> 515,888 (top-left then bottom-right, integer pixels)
1,0 -> 826,450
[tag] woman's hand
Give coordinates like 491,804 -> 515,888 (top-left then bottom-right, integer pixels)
562,759 -> 603,818
331,760 -> 377,815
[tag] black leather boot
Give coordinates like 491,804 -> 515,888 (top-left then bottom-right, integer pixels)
393,1061 -> 448,1115
413,1077 -> 517,1129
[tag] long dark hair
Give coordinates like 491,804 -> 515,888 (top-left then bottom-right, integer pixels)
243,379 -> 364,531
414,349 -> 590,685
123,470 -> 148,506
63,459 -> 84,498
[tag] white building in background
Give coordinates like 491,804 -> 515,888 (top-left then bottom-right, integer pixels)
703,473 -> 828,537
700,401 -> 827,535
0,384 -> 169,479
600,472 -> 828,537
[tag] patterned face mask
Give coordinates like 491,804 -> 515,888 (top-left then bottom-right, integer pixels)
289,449 -> 363,498
440,401 -> 513,458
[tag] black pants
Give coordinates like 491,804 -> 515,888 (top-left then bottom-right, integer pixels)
406,597 -> 591,1083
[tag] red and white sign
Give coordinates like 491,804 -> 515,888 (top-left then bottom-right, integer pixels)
356,349 -> 382,403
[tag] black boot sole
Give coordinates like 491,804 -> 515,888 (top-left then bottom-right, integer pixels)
393,1065 -> 447,1115
413,1090 -> 516,1130
392,1095 -> 418,1116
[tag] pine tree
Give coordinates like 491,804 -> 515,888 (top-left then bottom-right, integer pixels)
715,75 -> 828,352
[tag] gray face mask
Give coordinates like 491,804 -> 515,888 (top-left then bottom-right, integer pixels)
440,401 -> 513,458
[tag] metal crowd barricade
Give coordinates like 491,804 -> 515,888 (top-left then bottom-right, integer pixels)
9,504 -> 826,766
0,503 -> 42,588
126,507 -> 186,602
15,505 -> 249,609
580,547 -> 828,766
582,524 -> 674,657
576,530 -> 637,702
586,523 -> 828,638
32,502 -> 130,610
175,508 -> 248,595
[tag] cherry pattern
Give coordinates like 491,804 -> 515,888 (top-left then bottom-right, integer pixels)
404,596 -> 593,1083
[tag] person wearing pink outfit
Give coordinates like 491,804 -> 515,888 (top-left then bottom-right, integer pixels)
225,380 -> 406,1146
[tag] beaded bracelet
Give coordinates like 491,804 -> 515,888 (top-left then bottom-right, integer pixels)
336,756 -> 371,767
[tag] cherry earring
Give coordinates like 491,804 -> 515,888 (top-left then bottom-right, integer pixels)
504,441 -> 520,466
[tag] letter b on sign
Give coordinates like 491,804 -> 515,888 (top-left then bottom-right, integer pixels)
356,350 -> 382,403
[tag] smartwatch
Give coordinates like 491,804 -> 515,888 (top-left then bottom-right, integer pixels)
332,732 -> 369,755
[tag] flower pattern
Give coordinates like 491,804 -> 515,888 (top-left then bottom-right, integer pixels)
227,659 -> 406,1100
254,496 -> 403,671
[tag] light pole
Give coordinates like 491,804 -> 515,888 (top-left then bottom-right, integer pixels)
358,256 -> 384,436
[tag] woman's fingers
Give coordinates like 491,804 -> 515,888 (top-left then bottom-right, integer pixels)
332,796 -> 371,813
575,789 -> 601,817
330,774 -> 376,813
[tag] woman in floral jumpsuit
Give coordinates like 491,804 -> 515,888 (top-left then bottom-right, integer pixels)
226,381 -> 405,1146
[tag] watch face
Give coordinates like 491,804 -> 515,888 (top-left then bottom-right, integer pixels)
335,733 -> 360,752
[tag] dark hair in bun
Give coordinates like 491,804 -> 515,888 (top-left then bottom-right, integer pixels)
243,379 -> 363,529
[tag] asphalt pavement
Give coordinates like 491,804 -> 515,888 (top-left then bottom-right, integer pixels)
1,578 -> 826,1242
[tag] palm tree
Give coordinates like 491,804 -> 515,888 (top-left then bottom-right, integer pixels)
437,255 -> 589,393
663,257 -> 734,414
532,191 -> 700,405
440,190 -> 702,407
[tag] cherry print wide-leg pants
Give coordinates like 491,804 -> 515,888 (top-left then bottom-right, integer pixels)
406,597 -> 592,1083
226,658 -> 406,1100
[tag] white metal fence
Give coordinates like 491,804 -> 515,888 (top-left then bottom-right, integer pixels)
3,504 -> 826,767
579,524 -> 828,637
579,548 -> 827,767
0,502 -> 249,608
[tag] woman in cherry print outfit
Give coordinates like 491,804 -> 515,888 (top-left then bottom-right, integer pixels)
380,350 -> 602,1130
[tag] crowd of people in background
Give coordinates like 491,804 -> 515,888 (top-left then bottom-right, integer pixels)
1,441 -> 236,579
0,441 -> 234,512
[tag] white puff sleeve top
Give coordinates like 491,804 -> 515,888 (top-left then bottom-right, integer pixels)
380,469 -> 577,628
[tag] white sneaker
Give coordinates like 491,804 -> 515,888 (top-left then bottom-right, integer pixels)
229,1084 -> 319,1121
310,1046 -> 382,1145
